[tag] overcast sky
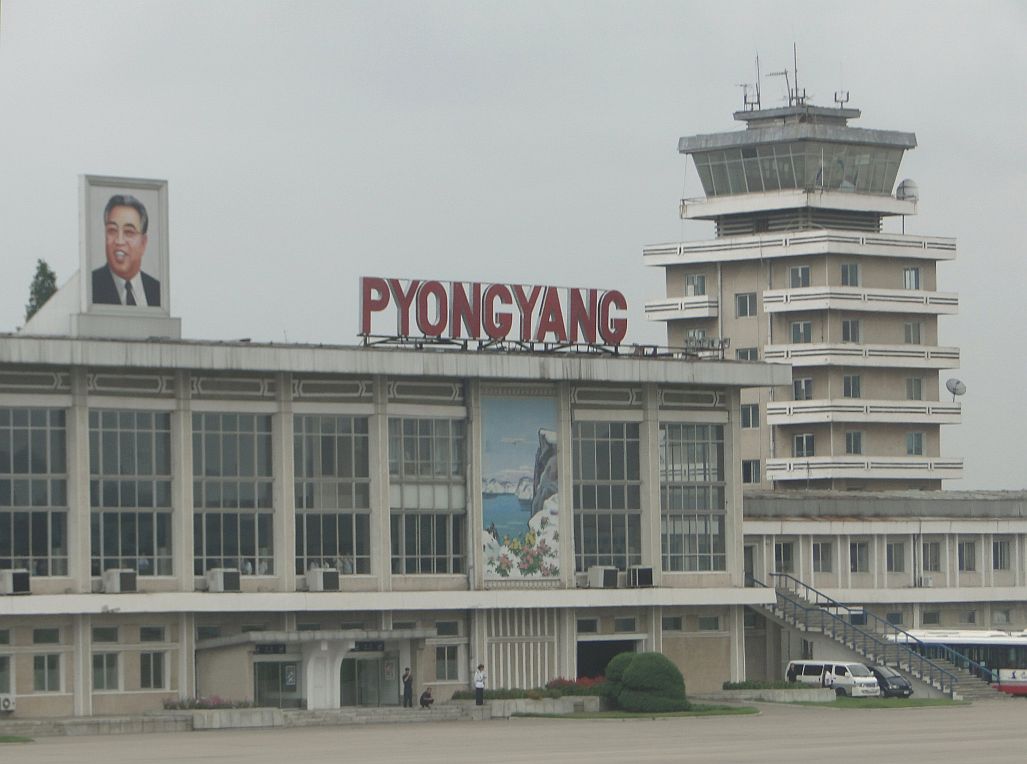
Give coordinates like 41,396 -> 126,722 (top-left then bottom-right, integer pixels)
0,1 -> 1024,489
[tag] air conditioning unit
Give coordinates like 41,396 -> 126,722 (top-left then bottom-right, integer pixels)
0,569 -> 30,595
305,568 -> 340,592
919,576 -> 934,588
206,568 -> 241,593
587,565 -> 618,589
102,569 -> 137,594
627,566 -> 654,588
574,571 -> 590,588
0,693 -> 14,713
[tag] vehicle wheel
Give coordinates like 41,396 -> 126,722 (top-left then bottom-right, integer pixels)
835,687 -> 846,697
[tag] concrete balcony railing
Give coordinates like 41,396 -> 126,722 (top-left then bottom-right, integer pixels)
644,295 -> 719,321
762,286 -> 958,315
766,399 -> 962,425
643,229 -> 957,267
766,456 -> 964,482
762,343 -> 960,369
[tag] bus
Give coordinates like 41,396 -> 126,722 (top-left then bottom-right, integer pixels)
897,630 -> 1027,696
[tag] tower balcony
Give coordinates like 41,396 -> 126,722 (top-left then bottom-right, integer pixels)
762,286 -> 958,316
644,295 -> 718,322
762,343 -> 960,369
643,230 -> 957,267
766,399 -> 961,426
678,189 -> 915,221
766,456 -> 964,482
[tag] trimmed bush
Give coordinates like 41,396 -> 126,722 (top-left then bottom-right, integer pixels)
602,651 -> 637,699
616,652 -> 689,712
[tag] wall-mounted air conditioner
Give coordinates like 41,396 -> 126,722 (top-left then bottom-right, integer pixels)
627,566 -> 654,588
587,566 -> 618,589
919,576 -> 934,588
305,568 -> 340,592
102,569 -> 137,594
574,572 -> 590,588
0,693 -> 14,712
206,568 -> 241,593
0,569 -> 30,595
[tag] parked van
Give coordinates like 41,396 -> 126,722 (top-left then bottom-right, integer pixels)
785,660 -> 881,697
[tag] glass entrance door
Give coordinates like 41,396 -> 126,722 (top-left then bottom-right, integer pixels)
341,657 -> 382,706
254,661 -> 301,708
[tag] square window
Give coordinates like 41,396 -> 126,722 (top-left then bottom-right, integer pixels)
849,542 -> 869,573
958,540 -> 976,572
922,610 -> 940,625
904,321 -> 922,344
841,319 -> 861,343
812,542 -> 832,573
905,378 -> 923,401
140,626 -> 165,642
790,266 -> 811,288
994,609 -> 1011,626
741,460 -> 761,484
886,542 -> 905,573
841,263 -> 860,287
576,619 -> 598,634
843,375 -> 861,398
614,617 -> 637,633
741,404 -> 759,429
662,616 -> 683,631
793,378 -> 813,401
435,645 -> 459,681
794,434 -> 814,458
961,610 -> 977,625
906,432 -> 924,456
735,292 -> 757,318
886,612 -> 903,626
685,274 -> 706,297
697,616 -> 720,632
435,621 -> 459,637
736,348 -> 758,361
790,321 -> 812,344
845,431 -> 863,455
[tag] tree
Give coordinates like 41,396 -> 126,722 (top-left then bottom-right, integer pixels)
25,259 -> 57,322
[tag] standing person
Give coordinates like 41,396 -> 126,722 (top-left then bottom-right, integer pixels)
402,667 -> 413,708
473,663 -> 487,706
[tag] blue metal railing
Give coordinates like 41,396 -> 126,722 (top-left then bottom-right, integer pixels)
751,573 -> 959,697
769,572 -> 995,684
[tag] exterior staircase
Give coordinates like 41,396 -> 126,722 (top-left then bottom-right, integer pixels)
755,573 -> 1009,700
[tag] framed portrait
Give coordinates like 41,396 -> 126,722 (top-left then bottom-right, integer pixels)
81,175 -> 169,314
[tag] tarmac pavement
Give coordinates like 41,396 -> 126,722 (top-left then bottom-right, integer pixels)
7,700 -> 1027,764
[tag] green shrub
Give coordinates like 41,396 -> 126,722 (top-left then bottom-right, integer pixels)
616,652 -> 689,712
603,651 -> 636,698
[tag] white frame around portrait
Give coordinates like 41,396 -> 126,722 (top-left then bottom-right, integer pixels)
80,175 -> 170,316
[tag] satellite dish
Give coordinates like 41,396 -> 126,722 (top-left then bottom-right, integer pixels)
896,179 -> 919,203
946,378 -> 966,401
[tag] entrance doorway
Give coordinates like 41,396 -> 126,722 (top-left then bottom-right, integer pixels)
254,661 -> 302,708
744,544 -> 756,586
340,653 -> 399,706
576,640 -> 636,679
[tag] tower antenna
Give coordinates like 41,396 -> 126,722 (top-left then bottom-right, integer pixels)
754,52 -> 762,109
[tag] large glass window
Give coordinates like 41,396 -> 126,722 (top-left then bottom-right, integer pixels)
192,413 -> 274,575
845,431 -> 863,455
34,654 -> 60,692
295,415 -> 371,575
922,541 -> 941,572
903,267 -> 921,290
906,432 -> 924,456
887,542 -> 905,573
92,653 -> 119,691
993,539 -> 1011,571
685,274 -> 706,296
793,378 -> 813,401
841,319 -> 861,343
573,421 -> 642,571
789,266 -> 811,289
435,645 -> 459,681
812,541 -> 832,573
660,424 -> 725,572
790,321 -> 812,344
90,410 -> 172,576
0,408 -> 68,576
904,321 -> 923,344
906,377 -> 923,401
774,542 -> 794,574
840,263 -> 860,287
958,540 -> 976,572
850,541 -> 870,573
794,434 -> 815,458
140,652 -> 164,689
843,375 -> 861,399
389,418 -> 466,574
735,292 -> 757,318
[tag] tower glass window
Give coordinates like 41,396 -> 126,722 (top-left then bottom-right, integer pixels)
845,431 -> 863,455
812,541 -> 832,573
905,377 -> 923,401
389,418 -> 467,574
906,432 -> 924,456
192,413 -> 274,576
0,408 -> 68,576
685,274 -> 706,296
741,459 -> 760,484
740,404 -> 759,429
793,378 -> 813,401
90,410 -> 172,577
904,321 -> 923,344
736,348 -> 758,361
294,415 -> 371,575
659,424 -> 726,572
774,542 -> 794,573
887,542 -> 905,572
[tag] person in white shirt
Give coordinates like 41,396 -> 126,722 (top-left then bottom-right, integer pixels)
473,663 -> 487,705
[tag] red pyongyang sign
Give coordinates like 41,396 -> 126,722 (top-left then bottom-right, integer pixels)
360,277 -> 629,346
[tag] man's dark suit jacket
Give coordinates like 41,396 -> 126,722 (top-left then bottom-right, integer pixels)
92,266 -> 161,307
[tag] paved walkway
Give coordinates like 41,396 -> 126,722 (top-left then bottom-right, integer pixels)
6,700 -> 1027,763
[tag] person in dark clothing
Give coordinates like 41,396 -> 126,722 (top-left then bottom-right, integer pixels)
419,686 -> 434,709
402,667 -> 413,708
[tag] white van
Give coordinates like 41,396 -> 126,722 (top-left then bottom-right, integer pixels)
785,660 -> 881,697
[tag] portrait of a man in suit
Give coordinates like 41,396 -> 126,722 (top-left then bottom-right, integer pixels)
92,194 -> 161,306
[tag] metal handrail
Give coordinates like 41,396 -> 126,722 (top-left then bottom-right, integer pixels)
756,574 -> 960,697
769,572 -> 994,683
